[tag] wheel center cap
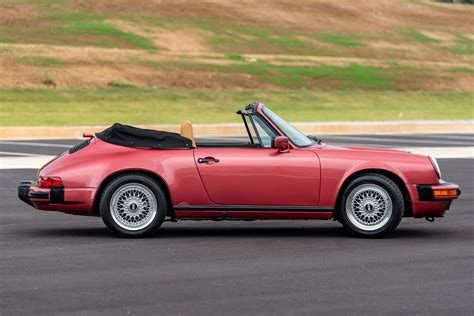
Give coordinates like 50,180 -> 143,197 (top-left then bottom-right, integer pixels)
365,203 -> 374,212
129,203 -> 138,212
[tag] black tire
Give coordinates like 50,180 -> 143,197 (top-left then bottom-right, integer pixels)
338,173 -> 404,238
99,173 -> 167,238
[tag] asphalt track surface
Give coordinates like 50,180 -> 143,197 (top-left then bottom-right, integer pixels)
1,135 -> 473,315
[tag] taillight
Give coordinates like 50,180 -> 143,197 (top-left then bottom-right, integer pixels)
38,176 -> 63,188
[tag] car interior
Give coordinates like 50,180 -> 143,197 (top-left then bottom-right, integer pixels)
180,120 -> 263,148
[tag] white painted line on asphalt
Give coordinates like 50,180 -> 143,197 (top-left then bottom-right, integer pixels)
326,136 -> 471,145
395,134 -> 474,141
0,137 -> 84,141
0,155 -> 54,169
331,143 -> 395,148
0,151 -> 47,157
293,120 -> 474,125
0,141 -> 72,148
396,147 -> 474,159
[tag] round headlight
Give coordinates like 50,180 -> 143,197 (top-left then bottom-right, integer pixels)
428,155 -> 441,179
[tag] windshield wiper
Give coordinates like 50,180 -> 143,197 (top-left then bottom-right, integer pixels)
307,135 -> 322,144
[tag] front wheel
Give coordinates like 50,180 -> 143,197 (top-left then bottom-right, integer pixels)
99,174 -> 167,237
338,173 -> 404,238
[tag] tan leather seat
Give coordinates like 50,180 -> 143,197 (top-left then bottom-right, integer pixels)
180,120 -> 196,148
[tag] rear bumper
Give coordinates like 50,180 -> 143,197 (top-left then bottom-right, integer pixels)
18,180 -> 95,214
18,181 -> 35,206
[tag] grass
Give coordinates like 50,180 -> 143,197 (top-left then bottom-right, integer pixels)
0,35 -> 15,43
319,34 -> 363,47
0,88 -> 471,126
205,24 -> 318,55
25,0 -> 67,9
107,81 -> 136,88
19,56 -> 67,67
246,30 -> 304,47
226,54 -> 246,62
449,67 -> 474,74
4,1 -> 471,59
0,0 -> 471,128
9,4 -> 314,54
405,30 -> 440,43
59,22 -> 157,51
49,11 -> 105,23
156,61 -> 394,90
0,9 -> 158,51
448,35 -> 474,55
136,16 -> 322,55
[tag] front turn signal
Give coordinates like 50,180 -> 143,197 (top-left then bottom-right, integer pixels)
433,189 -> 459,198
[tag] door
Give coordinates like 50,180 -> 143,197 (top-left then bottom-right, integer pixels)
194,147 -> 320,206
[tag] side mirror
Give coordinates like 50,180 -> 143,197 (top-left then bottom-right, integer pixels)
273,136 -> 289,153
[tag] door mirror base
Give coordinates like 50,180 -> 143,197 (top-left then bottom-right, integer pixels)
273,136 -> 290,153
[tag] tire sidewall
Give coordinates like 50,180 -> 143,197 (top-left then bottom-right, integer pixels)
339,174 -> 404,238
100,174 -> 167,237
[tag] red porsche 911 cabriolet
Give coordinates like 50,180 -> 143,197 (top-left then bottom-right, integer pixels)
18,102 -> 460,238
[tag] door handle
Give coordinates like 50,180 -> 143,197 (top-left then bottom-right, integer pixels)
198,157 -> 220,164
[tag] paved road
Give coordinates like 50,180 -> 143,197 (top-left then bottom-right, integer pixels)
1,137 -> 473,315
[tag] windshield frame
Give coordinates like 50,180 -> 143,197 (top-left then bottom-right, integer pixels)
240,110 -> 278,148
259,106 -> 315,148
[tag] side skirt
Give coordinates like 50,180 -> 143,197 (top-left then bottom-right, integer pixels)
173,205 -> 334,220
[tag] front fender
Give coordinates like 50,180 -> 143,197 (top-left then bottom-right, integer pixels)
317,149 -> 438,207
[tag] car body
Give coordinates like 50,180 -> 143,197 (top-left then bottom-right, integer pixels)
18,102 -> 461,237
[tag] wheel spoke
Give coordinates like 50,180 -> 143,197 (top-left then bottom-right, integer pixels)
345,184 -> 393,231
110,183 -> 158,231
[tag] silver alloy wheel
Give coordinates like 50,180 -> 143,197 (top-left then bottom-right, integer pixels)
345,184 -> 393,231
110,183 -> 157,231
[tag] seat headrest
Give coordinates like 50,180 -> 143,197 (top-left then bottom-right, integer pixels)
180,120 -> 196,148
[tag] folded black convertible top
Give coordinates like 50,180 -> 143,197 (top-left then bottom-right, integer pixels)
96,123 -> 192,149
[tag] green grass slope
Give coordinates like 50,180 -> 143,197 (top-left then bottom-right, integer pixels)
0,0 -> 473,126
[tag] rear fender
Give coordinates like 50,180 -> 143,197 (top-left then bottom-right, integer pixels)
39,142 -> 213,208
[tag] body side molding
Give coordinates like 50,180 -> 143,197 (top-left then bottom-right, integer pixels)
173,205 -> 334,212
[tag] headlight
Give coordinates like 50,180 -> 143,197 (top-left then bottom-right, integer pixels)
428,155 -> 441,179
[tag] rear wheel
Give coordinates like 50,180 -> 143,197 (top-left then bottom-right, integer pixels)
338,173 -> 404,238
99,174 -> 167,237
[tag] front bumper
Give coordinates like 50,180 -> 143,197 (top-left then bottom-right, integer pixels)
417,182 -> 461,201
18,180 -> 95,214
409,181 -> 461,218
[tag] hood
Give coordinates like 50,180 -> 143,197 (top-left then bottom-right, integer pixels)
313,142 -> 412,155
338,145 -> 410,154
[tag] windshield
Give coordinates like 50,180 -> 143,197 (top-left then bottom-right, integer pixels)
262,107 -> 314,147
